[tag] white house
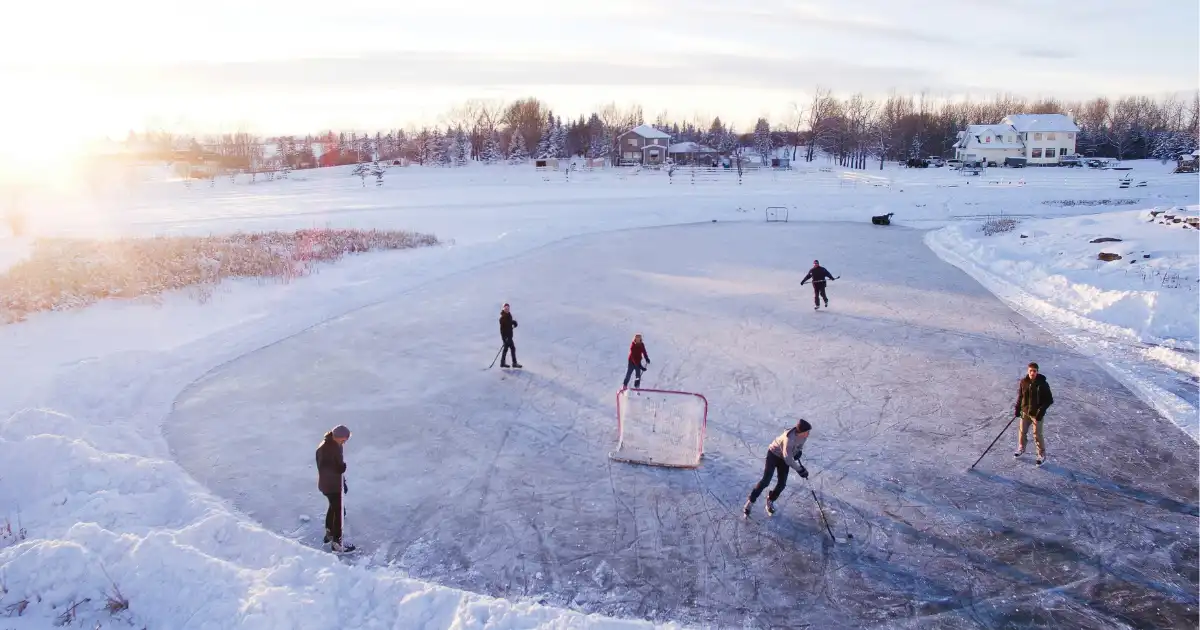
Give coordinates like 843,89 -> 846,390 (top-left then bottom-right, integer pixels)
954,113 -> 1081,165
953,124 -> 1025,166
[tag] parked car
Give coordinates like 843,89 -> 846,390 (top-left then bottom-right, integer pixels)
1060,155 -> 1082,167
927,156 -> 946,167
946,159 -> 963,169
1004,156 -> 1027,168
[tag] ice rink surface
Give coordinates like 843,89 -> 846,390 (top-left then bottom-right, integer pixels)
168,221 -> 1198,629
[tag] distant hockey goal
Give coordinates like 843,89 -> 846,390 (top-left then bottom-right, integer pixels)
610,388 -> 708,468
765,206 -> 789,222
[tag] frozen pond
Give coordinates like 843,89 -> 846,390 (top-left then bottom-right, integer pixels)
168,221 -> 1198,628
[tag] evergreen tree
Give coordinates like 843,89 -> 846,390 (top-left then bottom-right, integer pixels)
753,117 -> 773,163
552,115 -> 568,158
481,130 -> 502,164
427,129 -> 444,165
453,127 -> 470,166
586,114 -> 606,159
535,112 -> 556,159
508,128 -> 529,164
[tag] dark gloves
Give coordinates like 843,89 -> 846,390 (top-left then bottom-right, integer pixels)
513,320 -> 518,328
798,464 -> 809,479
343,479 -> 348,494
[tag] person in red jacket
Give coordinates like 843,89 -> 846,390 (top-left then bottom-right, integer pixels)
623,333 -> 651,389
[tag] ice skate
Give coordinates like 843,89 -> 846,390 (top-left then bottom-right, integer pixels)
1036,456 -> 1045,466
743,500 -> 752,517
1013,447 -> 1024,458
765,499 -> 776,516
331,541 -> 356,553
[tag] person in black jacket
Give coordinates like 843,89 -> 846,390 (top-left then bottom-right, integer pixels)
800,259 -> 836,310
499,303 -> 521,368
1013,362 -> 1053,465
315,425 -> 355,552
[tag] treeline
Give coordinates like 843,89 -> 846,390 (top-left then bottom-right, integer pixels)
130,90 -> 1199,171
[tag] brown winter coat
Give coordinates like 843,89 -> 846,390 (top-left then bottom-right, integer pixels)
315,432 -> 346,495
1014,374 -> 1054,420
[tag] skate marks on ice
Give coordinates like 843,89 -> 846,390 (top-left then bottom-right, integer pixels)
167,222 -> 1198,629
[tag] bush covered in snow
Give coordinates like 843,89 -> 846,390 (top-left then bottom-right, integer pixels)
0,228 -> 440,323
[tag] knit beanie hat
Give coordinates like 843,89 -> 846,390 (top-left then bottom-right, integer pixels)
331,425 -> 351,439
796,419 -> 812,433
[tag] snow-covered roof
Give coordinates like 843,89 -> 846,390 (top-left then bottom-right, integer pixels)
1002,114 -> 1080,133
668,141 -> 716,153
623,124 -> 671,140
957,124 -> 1022,149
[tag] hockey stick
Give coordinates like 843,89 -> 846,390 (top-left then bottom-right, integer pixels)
487,345 -> 504,369
969,414 -> 1019,469
810,487 -> 836,542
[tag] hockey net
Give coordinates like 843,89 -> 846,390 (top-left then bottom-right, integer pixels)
610,388 -> 708,468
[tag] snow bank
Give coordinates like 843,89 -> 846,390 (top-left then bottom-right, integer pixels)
926,206 -> 1199,441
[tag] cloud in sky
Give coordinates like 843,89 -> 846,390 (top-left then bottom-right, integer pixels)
3,0 -> 1196,135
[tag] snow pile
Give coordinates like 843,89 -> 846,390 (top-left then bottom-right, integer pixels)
926,206 -> 1199,440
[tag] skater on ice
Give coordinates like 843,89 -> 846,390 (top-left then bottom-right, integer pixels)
744,419 -> 811,516
800,259 -> 836,310
499,303 -> 522,368
1013,362 -> 1053,466
623,333 -> 651,389
315,424 -> 355,552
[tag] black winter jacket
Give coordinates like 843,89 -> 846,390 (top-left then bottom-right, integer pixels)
1015,374 -> 1053,420
801,265 -> 835,285
315,433 -> 347,495
499,311 -> 518,339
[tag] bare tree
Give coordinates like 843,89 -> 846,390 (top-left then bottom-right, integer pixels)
597,102 -> 644,165
804,87 -> 838,162
785,102 -> 806,161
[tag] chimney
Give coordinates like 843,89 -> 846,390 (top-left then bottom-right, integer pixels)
1067,110 -> 1075,122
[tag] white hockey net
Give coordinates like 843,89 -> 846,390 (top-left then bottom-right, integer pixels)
610,388 -> 708,468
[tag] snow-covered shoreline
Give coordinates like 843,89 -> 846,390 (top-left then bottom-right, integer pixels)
925,207 -> 1199,441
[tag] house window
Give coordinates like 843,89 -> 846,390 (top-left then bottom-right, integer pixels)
623,151 -> 634,159
1031,148 -> 1043,158
1034,133 -> 1043,141
627,138 -> 637,146
1068,132 -> 1075,140
985,136 -> 991,143
1059,148 -> 1068,156
1047,133 -> 1056,140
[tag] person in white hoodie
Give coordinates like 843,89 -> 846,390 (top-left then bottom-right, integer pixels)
744,419 -> 811,516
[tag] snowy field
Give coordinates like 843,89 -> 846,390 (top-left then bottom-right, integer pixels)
0,160 -> 1197,629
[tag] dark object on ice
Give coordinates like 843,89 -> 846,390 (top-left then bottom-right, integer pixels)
1090,237 -> 1122,243
871,213 -> 894,225
1144,254 -> 1151,258
1098,252 -> 1122,261
1020,234 -> 1028,238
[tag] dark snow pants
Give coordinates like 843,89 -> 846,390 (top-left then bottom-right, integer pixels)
748,451 -> 789,502
324,490 -> 343,543
501,336 -> 517,365
623,360 -> 644,388
811,282 -> 828,307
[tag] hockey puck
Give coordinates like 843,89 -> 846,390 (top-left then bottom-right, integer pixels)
845,533 -> 854,539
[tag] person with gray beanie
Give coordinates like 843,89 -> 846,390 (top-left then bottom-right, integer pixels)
315,425 -> 355,552
744,419 -> 812,517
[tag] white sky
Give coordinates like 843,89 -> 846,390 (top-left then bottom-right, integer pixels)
3,0 -> 1198,140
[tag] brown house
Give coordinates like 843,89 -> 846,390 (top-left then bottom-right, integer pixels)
615,125 -> 671,165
